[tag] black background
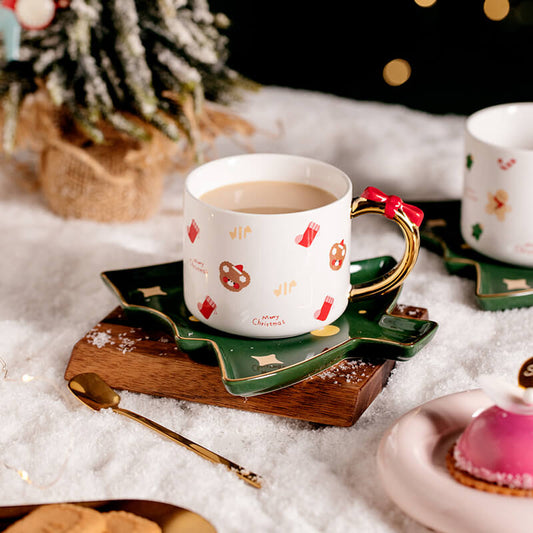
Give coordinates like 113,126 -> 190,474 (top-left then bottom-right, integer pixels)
209,0 -> 533,115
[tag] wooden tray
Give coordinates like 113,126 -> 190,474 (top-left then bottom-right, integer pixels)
64,304 -> 428,427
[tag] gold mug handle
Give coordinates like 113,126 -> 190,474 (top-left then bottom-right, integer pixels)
349,187 -> 424,300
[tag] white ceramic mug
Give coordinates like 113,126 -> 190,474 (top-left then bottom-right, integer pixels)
462,103 -> 533,266
183,153 -> 423,338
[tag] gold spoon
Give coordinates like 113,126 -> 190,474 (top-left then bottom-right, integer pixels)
68,372 -> 262,489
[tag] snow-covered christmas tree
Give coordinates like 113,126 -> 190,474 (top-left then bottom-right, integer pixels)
0,0 -> 253,221
0,0 -> 248,149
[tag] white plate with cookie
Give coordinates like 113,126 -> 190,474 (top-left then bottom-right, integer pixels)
377,390 -> 533,533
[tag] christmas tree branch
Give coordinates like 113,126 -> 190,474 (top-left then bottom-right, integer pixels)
0,0 -> 253,152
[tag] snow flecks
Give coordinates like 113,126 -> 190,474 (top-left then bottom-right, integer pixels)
316,360 -> 371,385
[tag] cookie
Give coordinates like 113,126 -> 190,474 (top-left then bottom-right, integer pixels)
446,445 -> 533,497
4,503 -> 106,532
103,510 -> 162,533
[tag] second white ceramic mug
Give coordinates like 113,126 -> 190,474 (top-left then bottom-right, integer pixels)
462,102 -> 533,266
183,153 -> 423,338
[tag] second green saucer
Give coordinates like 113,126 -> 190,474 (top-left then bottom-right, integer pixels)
420,200 -> 533,310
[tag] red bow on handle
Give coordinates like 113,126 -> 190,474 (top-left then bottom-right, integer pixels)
361,186 -> 424,227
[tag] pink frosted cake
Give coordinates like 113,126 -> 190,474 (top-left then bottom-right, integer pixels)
447,368 -> 533,496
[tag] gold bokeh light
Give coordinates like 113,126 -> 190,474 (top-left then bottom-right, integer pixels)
484,0 -> 510,20
414,0 -> 437,7
383,59 -> 412,87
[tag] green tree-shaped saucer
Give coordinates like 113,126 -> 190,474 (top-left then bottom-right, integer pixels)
102,257 -> 437,396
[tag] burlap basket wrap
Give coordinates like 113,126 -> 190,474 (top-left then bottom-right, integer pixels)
9,92 -> 253,222
39,129 -> 172,223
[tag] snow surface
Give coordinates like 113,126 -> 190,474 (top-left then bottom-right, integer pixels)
0,86 -> 523,532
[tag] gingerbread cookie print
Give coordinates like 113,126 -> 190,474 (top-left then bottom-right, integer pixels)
486,189 -> 511,222
219,261 -> 251,292
329,240 -> 346,271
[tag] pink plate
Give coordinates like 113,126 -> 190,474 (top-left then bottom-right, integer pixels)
377,389 -> 533,533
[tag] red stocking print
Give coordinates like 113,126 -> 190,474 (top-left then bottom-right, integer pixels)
295,222 -> 320,247
314,295 -> 334,321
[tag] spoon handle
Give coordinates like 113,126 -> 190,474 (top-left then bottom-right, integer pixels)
113,407 -> 262,489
